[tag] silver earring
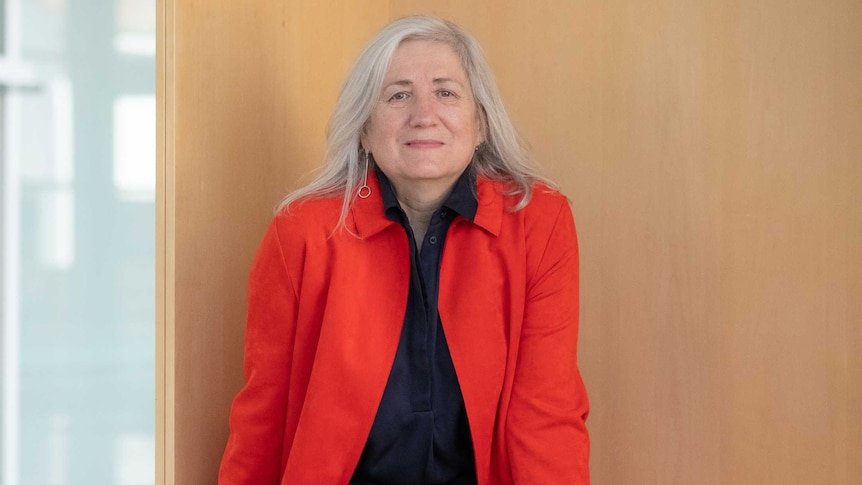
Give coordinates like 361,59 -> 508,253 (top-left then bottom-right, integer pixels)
357,151 -> 372,199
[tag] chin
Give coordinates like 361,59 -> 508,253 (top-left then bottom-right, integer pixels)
406,167 -> 463,181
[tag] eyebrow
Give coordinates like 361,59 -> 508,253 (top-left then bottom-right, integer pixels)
382,78 -> 466,90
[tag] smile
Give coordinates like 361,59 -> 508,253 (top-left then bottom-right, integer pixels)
405,140 -> 444,149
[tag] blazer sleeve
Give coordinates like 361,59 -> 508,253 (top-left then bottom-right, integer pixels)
219,217 -> 298,484
506,198 -> 590,483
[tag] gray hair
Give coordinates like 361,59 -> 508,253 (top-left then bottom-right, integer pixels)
277,15 -> 554,225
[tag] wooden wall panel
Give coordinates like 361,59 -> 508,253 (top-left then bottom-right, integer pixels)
159,0 -> 862,483
394,1 -> 862,483
591,1 -> 861,483
713,3 -> 862,483
159,1 -> 387,483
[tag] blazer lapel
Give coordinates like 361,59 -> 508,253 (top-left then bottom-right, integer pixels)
283,178 -> 410,482
438,178 -> 509,483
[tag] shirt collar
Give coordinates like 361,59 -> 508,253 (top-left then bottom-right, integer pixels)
376,168 -> 478,223
350,171 -> 502,239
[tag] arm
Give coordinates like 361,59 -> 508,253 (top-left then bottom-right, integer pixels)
219,217 -> 298,484
507,199 -> 590,483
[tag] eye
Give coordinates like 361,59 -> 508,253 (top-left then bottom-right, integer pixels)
388,91 -> 410,102
438,90 -> 454,98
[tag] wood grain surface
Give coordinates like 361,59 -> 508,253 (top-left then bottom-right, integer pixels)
157,1 -> 862,483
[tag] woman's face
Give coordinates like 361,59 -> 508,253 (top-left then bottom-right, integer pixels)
361,40 -> 484,194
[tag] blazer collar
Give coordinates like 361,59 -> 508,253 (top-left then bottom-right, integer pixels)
473,177 -> 503,236
350,172 -> 504,238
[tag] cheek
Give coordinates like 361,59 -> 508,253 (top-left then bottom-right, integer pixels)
365,115 -> 400,150
461,118 -> 483,145
450,108 -> 480,138
362,129 -> 385,155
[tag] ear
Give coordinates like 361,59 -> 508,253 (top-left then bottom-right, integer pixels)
360,122 -> 370,152
475,105 -> 488,145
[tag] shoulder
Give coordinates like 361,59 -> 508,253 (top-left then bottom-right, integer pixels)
472,177 -> 573,242
272,196 -> 344,237
479,178 -> 571,224
252,196 -> 348,279
518,184 -> 576,251
255,196 -> 349,263
522,183 -> 570,219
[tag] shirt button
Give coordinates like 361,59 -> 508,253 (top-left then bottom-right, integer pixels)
428,236 -> 438,245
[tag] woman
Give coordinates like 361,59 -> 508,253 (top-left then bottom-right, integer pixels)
219,15 -> 589,485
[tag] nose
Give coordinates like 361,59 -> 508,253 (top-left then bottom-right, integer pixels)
409,92 -> 438,127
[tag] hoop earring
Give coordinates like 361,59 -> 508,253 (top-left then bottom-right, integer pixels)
357,151 -> 372,199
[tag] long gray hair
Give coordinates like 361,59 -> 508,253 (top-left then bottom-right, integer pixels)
277,15 -> 554,225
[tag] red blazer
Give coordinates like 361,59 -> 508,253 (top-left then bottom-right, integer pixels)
219,175 -> 589,484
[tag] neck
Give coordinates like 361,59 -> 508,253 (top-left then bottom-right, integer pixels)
388,178 -> 455,249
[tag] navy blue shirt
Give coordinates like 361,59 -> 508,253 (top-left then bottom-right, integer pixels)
350,169 -> 478,485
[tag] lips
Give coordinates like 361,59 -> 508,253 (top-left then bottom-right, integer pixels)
405,139 -> 444,148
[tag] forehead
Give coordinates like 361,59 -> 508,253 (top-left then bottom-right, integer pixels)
384,40 -> 468,82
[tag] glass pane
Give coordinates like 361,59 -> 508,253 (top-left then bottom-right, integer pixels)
20,0 -> 65,59
3,0 -> 155,483
1,0 -> 5,55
